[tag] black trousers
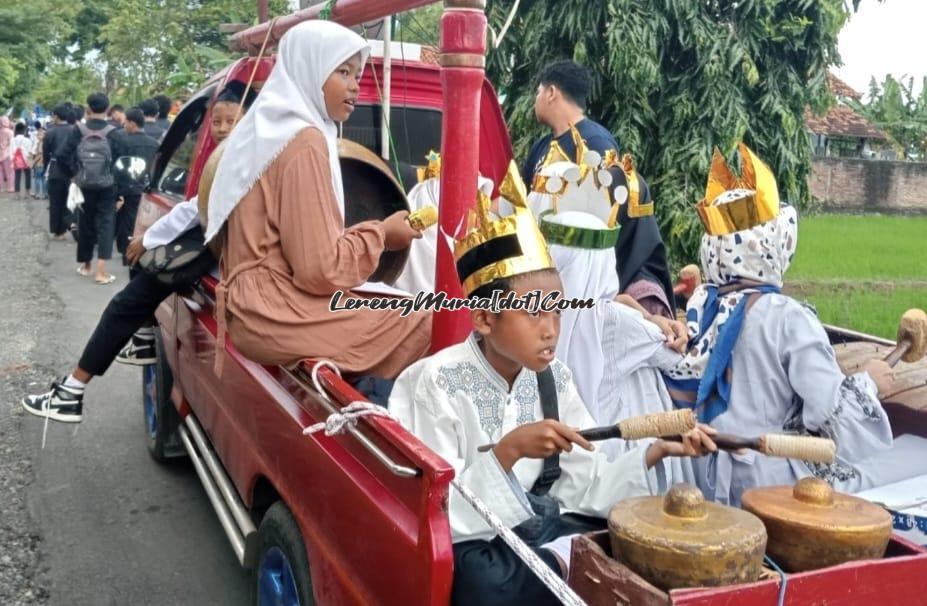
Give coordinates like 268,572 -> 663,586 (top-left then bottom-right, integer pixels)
115,193 -> 141,257
14,168 -> 31,192
77,186 -> 116,263
47,179 -> 71,236
451,514 -> 606,606
78,272 -> 178,376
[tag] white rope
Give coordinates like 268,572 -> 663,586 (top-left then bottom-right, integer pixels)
302,401 -> 393,436
450,479 -> 588,606
491,0 -> 522,49
304,360 -> 588,605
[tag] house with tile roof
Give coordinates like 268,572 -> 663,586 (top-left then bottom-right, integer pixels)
806,74 -> 891,159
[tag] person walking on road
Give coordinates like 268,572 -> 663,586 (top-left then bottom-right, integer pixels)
0,116 -> 14,193
64,92 -> 123,284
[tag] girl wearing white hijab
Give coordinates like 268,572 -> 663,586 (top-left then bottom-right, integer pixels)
543,211 -> 701,489
208,21 -> 430,378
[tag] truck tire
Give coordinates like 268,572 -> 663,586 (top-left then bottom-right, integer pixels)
253,502 -> 315,606
141,329 -> 184,462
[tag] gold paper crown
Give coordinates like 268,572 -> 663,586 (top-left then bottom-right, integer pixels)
696,144 -> 780,236
531,123 -> 595,194
618,154 -> 653,219
537,142 -> 624,249
455,160 -> 553,295
416,150 -> 441,183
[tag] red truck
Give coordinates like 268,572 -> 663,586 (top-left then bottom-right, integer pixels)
133,2 -> 927,605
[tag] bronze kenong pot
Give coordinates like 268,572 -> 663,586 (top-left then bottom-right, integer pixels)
607,483 -> 768,590
741,477 -> 892,572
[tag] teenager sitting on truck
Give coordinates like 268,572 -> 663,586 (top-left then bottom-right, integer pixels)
21,85 -> 251,424
205,21 -> 430,379
389,192 -> 716,606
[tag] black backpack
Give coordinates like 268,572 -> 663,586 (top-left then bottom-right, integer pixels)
74,124 -> 116,190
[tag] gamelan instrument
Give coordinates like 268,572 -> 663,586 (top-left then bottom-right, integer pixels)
476,409 -> 696,453
884,308 -> 927,366
407,206 -> 438,231
608,483 -> 768,590
741,477 -> 892,572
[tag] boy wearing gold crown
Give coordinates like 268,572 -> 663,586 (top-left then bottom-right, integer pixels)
389,179 -> 715,605
663,144 -> 927,506
537,156 -> 697,481
524,120 -> 678,320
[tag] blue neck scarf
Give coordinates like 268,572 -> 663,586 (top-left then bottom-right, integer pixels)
664,283 -> 780,423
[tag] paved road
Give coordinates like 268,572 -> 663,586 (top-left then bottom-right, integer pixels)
3,193 -> 250,605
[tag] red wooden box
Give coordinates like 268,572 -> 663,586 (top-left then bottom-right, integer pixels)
569,530 -> 927,605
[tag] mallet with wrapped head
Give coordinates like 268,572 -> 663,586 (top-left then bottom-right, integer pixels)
476,409 -> 697,453
883,308 -> 927,367
664,432 -> 837,463
407,206 -> 439,231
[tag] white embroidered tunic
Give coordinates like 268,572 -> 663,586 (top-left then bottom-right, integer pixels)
694,294 -> 927,505
389,334 -> 662,543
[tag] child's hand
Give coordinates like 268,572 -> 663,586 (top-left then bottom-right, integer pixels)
652,316 -> 689,353
125,237 -> 147,265
645,424 -> 718,467
493,420 -> 594,472
381,211 -> 421,251
862,359 -> 895,397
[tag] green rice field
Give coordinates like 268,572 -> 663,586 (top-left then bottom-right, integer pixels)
784,214 -> 927,339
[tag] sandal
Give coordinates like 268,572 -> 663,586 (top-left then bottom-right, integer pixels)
95,274 -> 116,285
76,265 -> 92,277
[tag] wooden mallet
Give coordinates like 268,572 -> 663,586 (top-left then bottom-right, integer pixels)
663,432 -> 837,464
673,264 -> 701,299
884,308 -> 927,367
476,409 -> 697,453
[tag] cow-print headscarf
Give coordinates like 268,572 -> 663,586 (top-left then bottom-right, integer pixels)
664,198 -> 798,416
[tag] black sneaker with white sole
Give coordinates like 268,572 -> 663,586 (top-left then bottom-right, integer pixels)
22,379 -> 84,423
116,339 -> 157,366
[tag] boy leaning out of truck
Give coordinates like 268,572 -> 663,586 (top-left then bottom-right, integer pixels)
388,189 -> 717,606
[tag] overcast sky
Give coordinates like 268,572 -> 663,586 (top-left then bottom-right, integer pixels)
837,0 -> 927,98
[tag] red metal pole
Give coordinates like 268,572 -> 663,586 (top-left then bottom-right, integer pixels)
257,0 -> 269,23
431,0 -> 487,352
230,0 -> 438,53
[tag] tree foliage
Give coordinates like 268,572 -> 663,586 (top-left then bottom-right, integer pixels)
3,0 -> 288,112
849,75 -> 927,160
0,1 -> 78,111
485,0 -> 857,264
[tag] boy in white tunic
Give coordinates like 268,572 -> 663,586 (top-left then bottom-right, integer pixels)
663,144 -> 925,506
390,179 -> 715,606
536,152 -> 692,474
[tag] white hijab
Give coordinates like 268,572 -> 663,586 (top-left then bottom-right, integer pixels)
548,211 -> 621,409
205,21 -> 370,242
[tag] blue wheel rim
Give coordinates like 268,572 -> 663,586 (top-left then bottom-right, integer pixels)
143,364 -> 158,439
258,546 -> 300,606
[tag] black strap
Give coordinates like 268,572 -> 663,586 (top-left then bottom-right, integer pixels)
530,367 -> 561,496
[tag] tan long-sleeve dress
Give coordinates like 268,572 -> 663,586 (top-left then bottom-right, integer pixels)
216,127 -> 431,378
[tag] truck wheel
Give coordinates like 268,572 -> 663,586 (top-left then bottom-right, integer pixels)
253,502 -> 315,606
141,329 -> 184,462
